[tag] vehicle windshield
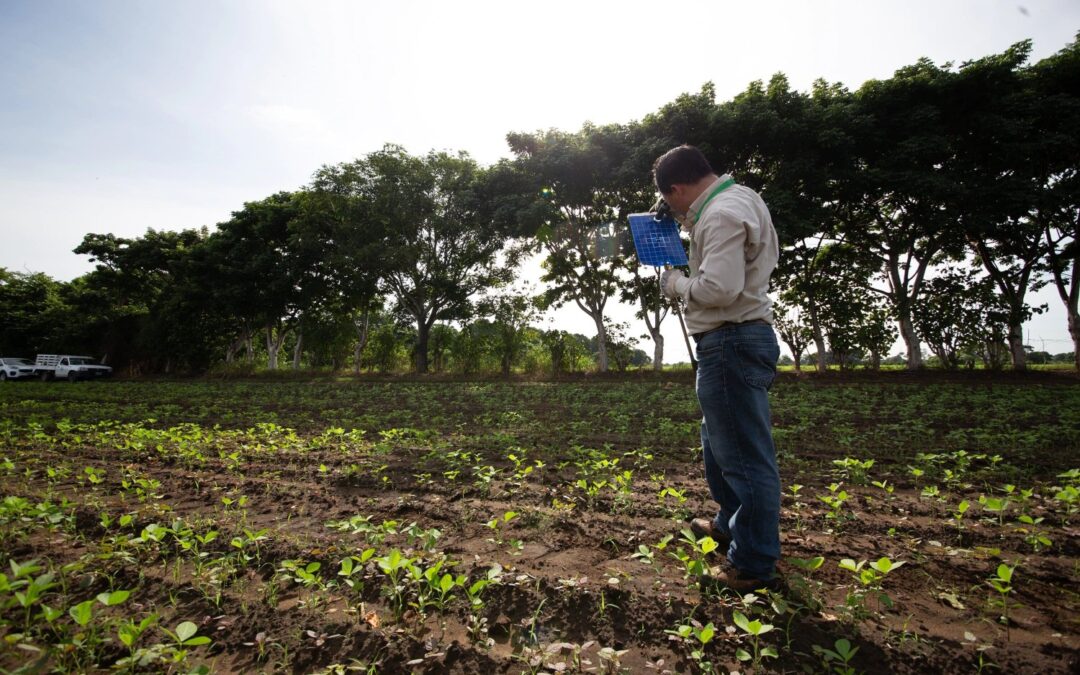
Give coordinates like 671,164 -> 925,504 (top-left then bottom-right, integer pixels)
68,357 -> 98,365
8,358 -> 33,366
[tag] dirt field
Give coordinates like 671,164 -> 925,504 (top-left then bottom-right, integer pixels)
1,373 -> 1077,673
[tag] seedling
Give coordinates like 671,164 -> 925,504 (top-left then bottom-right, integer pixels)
337,548 -> 376,604
979,494 -> 1009,527
839,557 -> 905,616
657,486 -> 689,520
485,510 -> 519,547
673,529 -> 718,579
833,457 -> 874,485
819,483 -> 851,524
788,483 -> 807,533
986,563 -> 1016,640
665,620 -> 717,674
813,637 -> 860,675
1015,514 -> 1052,552
733,609 -> 777,670
952,500 -> 970,540
787,556 -> 825,612
160,620 -> 212,666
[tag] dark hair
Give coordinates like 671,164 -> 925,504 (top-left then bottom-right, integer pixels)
652,145 -> 715,194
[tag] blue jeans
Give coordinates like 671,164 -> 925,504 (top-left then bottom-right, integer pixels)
695,322 -> 781,579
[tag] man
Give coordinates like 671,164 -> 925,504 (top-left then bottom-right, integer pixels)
655,145 -> 782,592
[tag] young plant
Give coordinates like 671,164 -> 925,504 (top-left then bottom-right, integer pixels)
813,637 -> 860,675
986,563 -> 1016,641
838,557 -> 906,617
485,510 -> 519,549
952,500 -> 970,540
1015,514 -> 1052,552
733,609 -> 777,671
818,483 -> 851,525
665,620 -> 717,675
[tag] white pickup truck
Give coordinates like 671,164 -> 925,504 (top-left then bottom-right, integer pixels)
34,355 -> 113,382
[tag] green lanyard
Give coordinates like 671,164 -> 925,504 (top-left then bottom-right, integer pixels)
689,178 -> 736,225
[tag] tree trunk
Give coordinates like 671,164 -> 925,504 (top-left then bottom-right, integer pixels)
592,313 -> 609,372
652,331 -> 664,372
414,321 -> 431,374
898,315 -> 923,369
1007,323 -> 1027,371
291,329 -> 303,370
265,325 -> 289,370
1069,310 -> 1080,371
807,303 -> 827,372
353,309 -> 371,375
793,352 -> 802,372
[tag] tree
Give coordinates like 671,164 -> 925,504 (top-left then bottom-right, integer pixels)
946,41 -> 1052,371
837,58 -> 962,368
73,227 -> 216,371
914,268 -> 1009,369
356,145 -> 516,373
305,162 -> 394,374
479,287 -> 541,377
199,193 -> 307,370
504,125 -> 651,372
1030,36 -> 1080,370
772,299 -> 813,371
0,269 -> 71,357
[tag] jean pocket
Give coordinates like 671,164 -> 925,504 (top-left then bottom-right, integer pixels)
734,341 -> 778,389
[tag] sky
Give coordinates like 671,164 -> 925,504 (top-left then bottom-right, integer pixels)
1,0 -> 1078,362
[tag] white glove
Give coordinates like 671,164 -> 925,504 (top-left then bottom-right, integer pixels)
661,268 -> 686,299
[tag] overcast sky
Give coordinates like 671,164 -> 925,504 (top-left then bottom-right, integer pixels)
2,0 -> 1078,361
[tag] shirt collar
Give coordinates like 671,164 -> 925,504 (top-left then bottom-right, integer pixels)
684,174 -> 734,230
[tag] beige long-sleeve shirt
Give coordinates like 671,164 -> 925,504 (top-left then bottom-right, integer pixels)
669,174 -> 779,335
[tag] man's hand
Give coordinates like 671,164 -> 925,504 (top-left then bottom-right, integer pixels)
661,267 -> 686,298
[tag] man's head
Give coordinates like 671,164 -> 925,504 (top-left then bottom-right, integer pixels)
652,145 -> 717,219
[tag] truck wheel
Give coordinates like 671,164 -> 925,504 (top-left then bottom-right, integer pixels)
68,373 -> 79,383
0,372 -> 7,381
40,371 -> 52,382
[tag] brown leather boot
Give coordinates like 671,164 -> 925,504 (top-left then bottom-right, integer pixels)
702,560 -> 782,594
689,517 -> 731,549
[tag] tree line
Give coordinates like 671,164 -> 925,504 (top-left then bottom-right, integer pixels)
1,37 -> 1077,374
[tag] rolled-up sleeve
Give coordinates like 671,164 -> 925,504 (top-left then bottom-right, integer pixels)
672,209 -> 746,308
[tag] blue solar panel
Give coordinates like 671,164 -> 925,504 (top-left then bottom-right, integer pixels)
627,213 -> 688,267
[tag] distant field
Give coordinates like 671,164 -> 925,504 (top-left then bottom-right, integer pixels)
1,376 -> 1077,673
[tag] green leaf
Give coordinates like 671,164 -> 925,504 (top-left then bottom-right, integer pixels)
835,638 -> 857,659
732,610 -> 750,633
697,624 -> 715,644
96,589 -> 131,606
699,536 -> 718,554
175,621 -> 198,643
184,636 -> 211,647
736,648 -> 751,662
996,564 -> 1013,582
69,600 -> 93,627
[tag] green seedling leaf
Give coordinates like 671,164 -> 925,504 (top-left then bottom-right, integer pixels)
69,600 -> 94,627
733,610 -> 750,633
790,556 -> 824,572
96,589 -> 132,606
176,621 -> 198,643
869,558 -> 904,575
